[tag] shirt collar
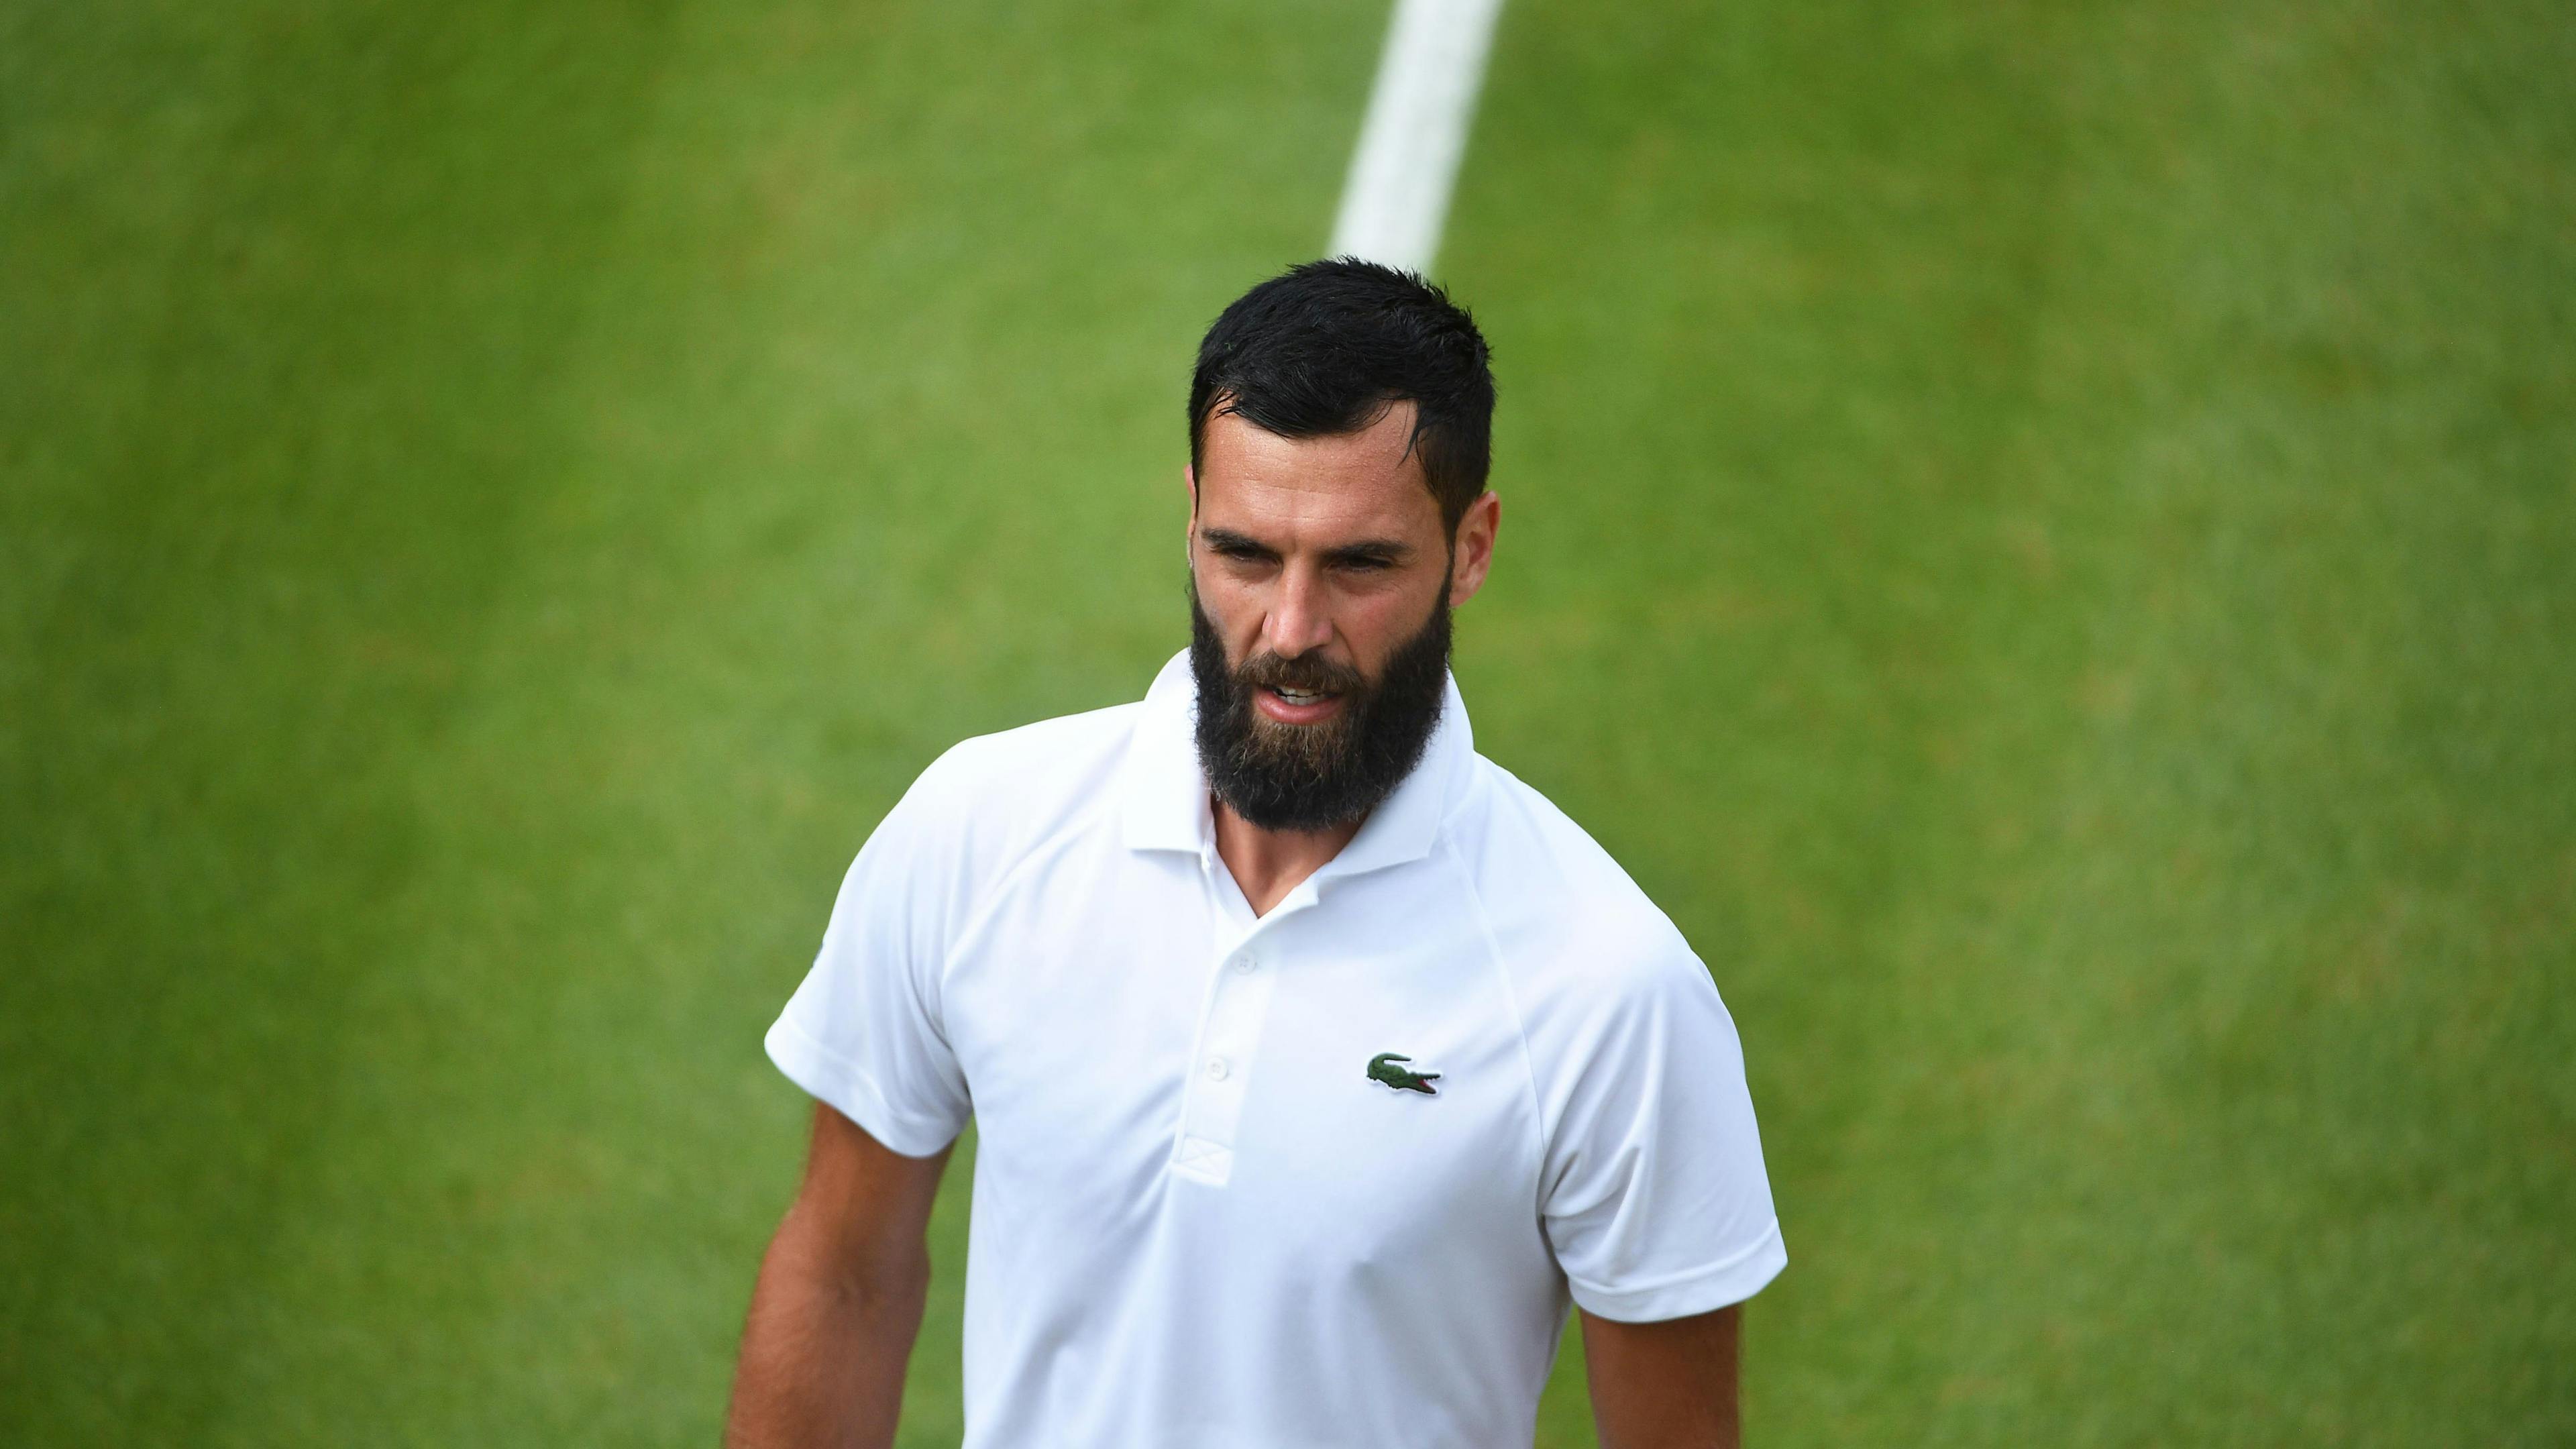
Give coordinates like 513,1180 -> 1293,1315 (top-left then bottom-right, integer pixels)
1118,646 -> 1474,883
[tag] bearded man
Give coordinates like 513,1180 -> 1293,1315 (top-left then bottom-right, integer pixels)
725,260 -> 1786,1448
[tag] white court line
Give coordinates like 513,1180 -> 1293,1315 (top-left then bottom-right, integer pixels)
1328,0 -> 1508,275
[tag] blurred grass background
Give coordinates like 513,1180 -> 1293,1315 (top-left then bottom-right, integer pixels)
3,0 -> 2569,1444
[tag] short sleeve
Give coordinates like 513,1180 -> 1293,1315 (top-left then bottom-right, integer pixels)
763,761 -> 975,1159
1540,945 -> 1785,1321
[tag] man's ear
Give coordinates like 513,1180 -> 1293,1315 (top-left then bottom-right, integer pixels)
1183,464 -> 1199,563
1447,489 -> 1501,608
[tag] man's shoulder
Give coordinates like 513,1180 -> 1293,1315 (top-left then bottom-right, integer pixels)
896,696 -> 1145,845
1450,753 -> 1711,1001
816,694 -> 1153,959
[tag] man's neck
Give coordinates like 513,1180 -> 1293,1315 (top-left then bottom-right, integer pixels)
1210,794 -> 1365,918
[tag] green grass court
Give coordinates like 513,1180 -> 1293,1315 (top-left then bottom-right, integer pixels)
5,0 -> 2571,1442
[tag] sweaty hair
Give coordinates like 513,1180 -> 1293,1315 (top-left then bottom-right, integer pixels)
1187,258 -> 1496,535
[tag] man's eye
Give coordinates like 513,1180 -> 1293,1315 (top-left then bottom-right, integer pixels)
1338,557 -> 1391,572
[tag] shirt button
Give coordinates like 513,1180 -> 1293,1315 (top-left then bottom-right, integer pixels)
1232,953 -> 1257,975
1205,1057 -> 1230,1081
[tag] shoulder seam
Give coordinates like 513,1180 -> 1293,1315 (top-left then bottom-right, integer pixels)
1443,801 -> 1550,1228
932,793 -> 1122,1010
913,700 -> 1143,934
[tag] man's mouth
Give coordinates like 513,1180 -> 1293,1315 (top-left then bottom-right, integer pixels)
1256,684 -> 1346,724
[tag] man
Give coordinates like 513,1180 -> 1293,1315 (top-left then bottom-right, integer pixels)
727,260 -> 1785,1448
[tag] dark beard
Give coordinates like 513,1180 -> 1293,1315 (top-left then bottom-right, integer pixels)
1187,578 -> 1454,833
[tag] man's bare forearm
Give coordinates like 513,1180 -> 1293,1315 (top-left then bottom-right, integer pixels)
724,1196 -> 932,1449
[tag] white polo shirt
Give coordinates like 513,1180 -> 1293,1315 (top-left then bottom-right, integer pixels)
767,647 -> 1785,1448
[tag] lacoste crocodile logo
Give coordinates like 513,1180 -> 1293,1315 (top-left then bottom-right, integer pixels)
1366,1052 -> 1442,1095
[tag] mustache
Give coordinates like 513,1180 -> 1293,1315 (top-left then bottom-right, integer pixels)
1235,649 -> 1368,698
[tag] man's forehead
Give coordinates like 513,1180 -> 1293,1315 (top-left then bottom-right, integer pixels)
1194,404 -> 1438,535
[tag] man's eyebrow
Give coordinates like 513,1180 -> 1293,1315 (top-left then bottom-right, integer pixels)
1320,539 -> 1413,566
1197,526 -> 1277,556
1197,527 -> 1415,566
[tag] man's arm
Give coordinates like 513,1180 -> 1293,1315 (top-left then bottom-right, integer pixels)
1579,1303 -> 1743,1449
724,1102 -> 956,1448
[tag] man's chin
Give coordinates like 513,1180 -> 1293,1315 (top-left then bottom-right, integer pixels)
1235,703 -> 1358,775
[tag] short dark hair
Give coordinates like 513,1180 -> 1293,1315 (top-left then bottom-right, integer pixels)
1187,258 -> 1495,535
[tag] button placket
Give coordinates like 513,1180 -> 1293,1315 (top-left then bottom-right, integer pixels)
1171,855 -> 1284,1187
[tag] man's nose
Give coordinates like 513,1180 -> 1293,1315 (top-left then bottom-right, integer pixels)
1265,564 -> 1336,659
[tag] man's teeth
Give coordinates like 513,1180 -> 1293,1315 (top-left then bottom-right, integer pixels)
1274,688 -> 1330,704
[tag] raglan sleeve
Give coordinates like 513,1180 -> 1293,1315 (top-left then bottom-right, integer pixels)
762,753 -> 976,1159
1538,931 -> 1786,1321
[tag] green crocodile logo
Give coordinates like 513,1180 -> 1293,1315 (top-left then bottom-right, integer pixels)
1366,1052 -> 1442,1095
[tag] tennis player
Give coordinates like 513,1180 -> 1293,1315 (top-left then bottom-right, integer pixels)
726,259 -> 1785,1448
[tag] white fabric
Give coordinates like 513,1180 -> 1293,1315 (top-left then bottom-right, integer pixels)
767,648 -> 1784,1448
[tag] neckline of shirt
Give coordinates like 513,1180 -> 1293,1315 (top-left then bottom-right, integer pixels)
1116,647 -> 1475,891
